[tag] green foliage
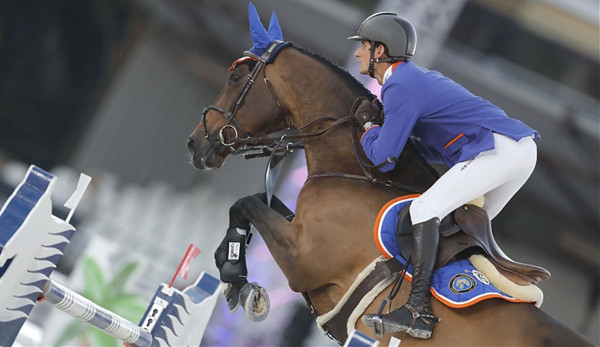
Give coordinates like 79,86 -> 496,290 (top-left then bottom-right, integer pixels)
53,258 -> 146,347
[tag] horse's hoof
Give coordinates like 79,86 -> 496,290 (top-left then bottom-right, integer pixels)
223,282 -> 241,312
239,282 -> 270,322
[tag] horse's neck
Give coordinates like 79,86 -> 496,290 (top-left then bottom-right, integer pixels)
301,130 -> 363,176
274,50 -> 365,176
287,80 -> 363,176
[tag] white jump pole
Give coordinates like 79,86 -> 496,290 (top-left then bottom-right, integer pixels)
42,279 -> 153,347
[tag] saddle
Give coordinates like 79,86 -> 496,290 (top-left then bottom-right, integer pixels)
396,204 -> 551,285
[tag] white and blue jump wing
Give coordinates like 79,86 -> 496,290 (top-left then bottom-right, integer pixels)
139,272 -> 222,346
0,166 -> 75,346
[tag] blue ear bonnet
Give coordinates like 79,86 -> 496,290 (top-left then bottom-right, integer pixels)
248,2 -> 284,56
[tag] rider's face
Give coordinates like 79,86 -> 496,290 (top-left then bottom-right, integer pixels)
354,40 -> 371,75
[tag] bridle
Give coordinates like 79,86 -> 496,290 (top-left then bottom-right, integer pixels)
200,41 -> 356,159
200,41 -> 288,156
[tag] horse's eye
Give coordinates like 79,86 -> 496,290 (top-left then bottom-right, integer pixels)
229,74 -> 241,83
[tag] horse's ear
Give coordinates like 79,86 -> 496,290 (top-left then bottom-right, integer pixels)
248,2 -> 271,55
268,12 -> 283,41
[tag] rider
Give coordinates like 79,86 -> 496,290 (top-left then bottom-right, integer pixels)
348,13 -> 540,339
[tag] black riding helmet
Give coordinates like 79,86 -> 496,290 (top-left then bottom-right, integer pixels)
348,12 -> 417,77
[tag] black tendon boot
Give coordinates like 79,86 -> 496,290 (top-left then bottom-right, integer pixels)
215,226 -> 249,283
364,218 -> 441,339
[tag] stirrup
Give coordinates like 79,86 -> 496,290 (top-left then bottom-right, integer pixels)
362,313 -> 388,337
363,263 -> 409,337
371,314 -> 385,337
363,304 -> 441,339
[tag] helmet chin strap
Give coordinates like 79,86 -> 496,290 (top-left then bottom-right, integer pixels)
368,41 -> 397,78
368,41 -> 376,78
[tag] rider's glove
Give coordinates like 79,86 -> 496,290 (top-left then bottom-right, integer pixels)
351,97 -> 383,131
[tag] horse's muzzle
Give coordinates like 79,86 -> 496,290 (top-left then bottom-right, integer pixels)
186,136 -> 227,169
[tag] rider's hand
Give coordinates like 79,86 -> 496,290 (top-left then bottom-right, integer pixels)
352,97 -> 383,131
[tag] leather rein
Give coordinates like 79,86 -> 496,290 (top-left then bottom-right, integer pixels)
201,41 -> 421,193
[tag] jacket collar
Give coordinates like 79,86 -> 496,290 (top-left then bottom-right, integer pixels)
383,61 -> 403,84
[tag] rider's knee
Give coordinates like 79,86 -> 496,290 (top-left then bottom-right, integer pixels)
409,198 -> 440,225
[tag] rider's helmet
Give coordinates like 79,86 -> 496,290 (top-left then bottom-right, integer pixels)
348,12 -> 417,71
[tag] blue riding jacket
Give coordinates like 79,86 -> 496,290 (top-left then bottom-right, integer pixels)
360,61 -> 540,171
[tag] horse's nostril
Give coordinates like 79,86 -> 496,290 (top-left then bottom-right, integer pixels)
186,138 -> 196,153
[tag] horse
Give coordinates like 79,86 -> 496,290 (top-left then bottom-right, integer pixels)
186,38 -> 593,346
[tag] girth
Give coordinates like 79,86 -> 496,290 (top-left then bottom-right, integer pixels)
303,258 -> 403,344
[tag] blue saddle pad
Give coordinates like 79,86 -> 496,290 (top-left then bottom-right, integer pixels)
374,196 -> 533,308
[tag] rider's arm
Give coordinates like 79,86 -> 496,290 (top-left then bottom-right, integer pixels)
360,83 -> 419,172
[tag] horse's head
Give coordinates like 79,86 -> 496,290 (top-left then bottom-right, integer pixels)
187,3 -> 287,170
187,54 -> 288,169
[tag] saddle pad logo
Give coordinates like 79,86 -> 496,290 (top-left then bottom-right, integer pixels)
449,273 -> 476,294
228,242 -> 241,260
471,269 -> 490,285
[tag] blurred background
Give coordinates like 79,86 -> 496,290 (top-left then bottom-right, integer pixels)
0,0 -> 597,345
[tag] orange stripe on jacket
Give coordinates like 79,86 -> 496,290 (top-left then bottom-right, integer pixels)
360,125 -> 380,142
444,132 -> 464,149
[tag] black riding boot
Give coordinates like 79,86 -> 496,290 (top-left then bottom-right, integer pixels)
364,218 -> 441,339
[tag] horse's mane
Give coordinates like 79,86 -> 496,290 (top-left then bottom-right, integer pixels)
290,43 -> 375,100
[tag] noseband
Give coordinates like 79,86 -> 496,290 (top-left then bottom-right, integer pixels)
201,41 -> 287,154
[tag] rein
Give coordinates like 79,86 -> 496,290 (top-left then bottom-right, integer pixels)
239,116 -> 355,158
304,126 -> 422,194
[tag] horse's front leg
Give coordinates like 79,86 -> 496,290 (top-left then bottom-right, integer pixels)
214,193 -> 294,322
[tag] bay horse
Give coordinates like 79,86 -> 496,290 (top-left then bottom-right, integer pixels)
186,40 -> 593,346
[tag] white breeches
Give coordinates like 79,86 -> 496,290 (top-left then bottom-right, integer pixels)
410,133 -> 537,224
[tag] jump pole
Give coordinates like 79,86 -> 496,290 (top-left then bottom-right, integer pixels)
41,279 -> 153,346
